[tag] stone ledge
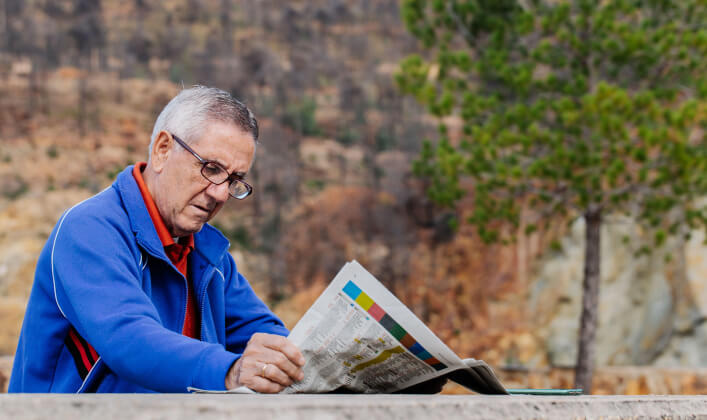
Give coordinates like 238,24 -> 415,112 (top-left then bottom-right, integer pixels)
1,394 -> 706,420
4,354 -> 707,395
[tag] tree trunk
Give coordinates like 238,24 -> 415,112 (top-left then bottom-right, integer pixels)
574,209 -> 601,393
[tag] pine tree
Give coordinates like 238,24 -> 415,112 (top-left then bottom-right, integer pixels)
396,0 -> 707,393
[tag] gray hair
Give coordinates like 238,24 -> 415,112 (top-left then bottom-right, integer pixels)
149,86 -> 259,158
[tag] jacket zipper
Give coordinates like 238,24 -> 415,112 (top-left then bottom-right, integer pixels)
138,242 -> 211,338
198,266 -> 216,340
181,274 -> 189,334
136,243 -> 188,333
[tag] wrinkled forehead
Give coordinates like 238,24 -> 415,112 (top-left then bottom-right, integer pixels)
190,120 -> 257,147
189,122 -> 257,169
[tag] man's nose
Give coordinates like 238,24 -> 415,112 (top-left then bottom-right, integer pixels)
205,181 -> 231,203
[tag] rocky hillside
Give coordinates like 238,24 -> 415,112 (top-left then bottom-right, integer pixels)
0,0 -> 705,393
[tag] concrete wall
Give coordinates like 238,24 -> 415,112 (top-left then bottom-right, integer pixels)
4,355 -> 707,395
1,394 -> 706,420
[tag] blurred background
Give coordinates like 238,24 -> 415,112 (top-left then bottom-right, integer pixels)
0,0 -> 704,394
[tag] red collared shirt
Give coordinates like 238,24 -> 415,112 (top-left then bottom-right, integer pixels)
133,162 -> 200,339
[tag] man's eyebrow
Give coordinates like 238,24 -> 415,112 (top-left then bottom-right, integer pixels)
206,158 -> 246,179
221,165 -> 247,180
209,158 -> 230,169
207,157 -> 236,172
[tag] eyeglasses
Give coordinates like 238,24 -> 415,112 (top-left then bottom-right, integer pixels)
170,133 -> 253,200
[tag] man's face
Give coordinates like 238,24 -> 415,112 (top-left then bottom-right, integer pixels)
150,121 -> 256,237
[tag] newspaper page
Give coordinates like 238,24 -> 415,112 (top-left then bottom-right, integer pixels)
283,260 -> 506,394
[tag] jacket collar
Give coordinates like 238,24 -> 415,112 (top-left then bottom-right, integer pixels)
114,165 -> 230,267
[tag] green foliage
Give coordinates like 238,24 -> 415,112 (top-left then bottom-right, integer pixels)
375,128 -> 397,151
281,98 -> 321,136
305,179 -> 327,191
336,127 -> 361,145
2,176 -> 29,199
216,224 -> 253,250
46,145 -> 59,159
169,63 -> 193,85
105,165 -> 124,180
397,0 -> 707,245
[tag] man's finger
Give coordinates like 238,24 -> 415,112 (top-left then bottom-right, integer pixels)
259,347 -> 304,382
243,373 -> 285,394
260,362 -> 295,387
256,334 -> 305,367
236,358 -> 289,392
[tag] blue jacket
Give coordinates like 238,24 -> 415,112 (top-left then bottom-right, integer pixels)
9,165 -> 288,393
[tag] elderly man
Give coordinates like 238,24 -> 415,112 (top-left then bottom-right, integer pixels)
10,86 -> 304,393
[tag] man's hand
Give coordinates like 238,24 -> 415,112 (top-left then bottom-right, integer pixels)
225,333 -> 305,393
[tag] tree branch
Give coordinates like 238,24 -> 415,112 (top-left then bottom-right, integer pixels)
446,0 -> 475,46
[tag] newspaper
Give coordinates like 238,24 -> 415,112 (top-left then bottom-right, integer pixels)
281,261 -> 507,394
190,260 -> 507,394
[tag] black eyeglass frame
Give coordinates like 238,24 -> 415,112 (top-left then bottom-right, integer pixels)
170,132 -> 253,200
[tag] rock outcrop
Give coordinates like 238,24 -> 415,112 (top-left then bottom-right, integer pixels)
530,216 -> 707,368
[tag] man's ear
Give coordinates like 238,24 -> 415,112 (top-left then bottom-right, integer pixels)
150,131 -> 173,173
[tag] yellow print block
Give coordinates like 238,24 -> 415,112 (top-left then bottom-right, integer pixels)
350,346 -> 405,374
355,292 -> 374,310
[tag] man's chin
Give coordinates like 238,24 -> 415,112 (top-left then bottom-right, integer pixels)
186,224 -> 205,235
173,221 -> 205,237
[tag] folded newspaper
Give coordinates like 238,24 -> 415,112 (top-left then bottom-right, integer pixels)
192,260 -> 507,394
